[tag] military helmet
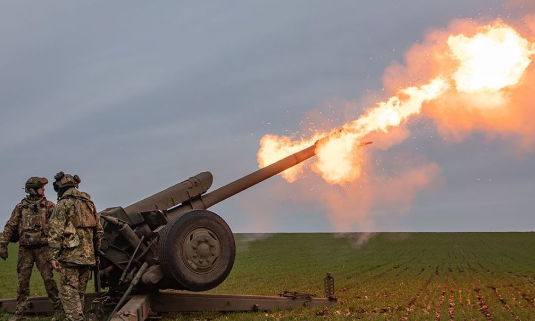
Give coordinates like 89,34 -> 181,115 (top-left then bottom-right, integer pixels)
53,171 -> 81,192
25,177 -> 49,194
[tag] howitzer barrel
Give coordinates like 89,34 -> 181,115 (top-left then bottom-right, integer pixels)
124,139 -> 371,218
203,143 -> 317,208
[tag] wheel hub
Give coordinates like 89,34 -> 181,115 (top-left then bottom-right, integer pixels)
183,228 -> 221,272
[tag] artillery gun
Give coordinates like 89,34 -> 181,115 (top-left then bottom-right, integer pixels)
98,143 -> 319,294
1,140 -> 371,320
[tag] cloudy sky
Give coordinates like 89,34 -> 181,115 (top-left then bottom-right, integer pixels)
0,1 -> 533,233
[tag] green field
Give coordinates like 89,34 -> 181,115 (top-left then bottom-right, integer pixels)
1,233 -> 535,320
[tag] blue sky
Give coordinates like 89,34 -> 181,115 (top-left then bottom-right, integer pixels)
0,1 -> 533,232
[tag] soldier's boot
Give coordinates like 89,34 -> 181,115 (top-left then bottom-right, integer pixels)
11,301 -> 27,321
9,314 -> 26,321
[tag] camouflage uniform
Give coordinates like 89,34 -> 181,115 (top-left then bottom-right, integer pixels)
0,180 -> 63,321
49,183 -> 103,321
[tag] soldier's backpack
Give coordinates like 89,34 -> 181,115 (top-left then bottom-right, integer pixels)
70,196 -> 98,229
62,195 -> 98,249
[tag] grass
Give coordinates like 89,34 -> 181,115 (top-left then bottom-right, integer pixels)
2,233 -> 535,320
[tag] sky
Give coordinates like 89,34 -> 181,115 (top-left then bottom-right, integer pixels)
0,1 -> 533,233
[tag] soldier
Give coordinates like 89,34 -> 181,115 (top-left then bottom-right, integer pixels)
48,172 -> 103,321
0,177 -> 63,321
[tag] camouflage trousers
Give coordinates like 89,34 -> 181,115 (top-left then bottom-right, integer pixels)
15,245 -> 62,317
58,263 -> 91,321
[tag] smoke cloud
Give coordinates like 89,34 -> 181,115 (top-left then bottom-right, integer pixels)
264,149 -> 442,233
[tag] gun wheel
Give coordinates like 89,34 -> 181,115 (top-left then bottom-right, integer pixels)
159,209 -> 235,291
182,227 -> 222,272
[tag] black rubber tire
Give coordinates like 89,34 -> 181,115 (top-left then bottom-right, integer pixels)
159,209 -> 235,291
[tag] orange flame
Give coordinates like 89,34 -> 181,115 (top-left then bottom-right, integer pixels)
258,21 -> 534,185
449,25 -> 533,93
314,78 -> 449,184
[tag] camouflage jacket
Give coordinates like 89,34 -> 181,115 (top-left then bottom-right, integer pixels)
48,188 -> 103,266
1,196 -> 55,246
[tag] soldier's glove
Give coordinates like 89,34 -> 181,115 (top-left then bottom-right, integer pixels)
0,245 -> 7,260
